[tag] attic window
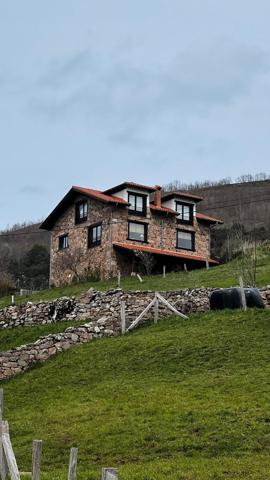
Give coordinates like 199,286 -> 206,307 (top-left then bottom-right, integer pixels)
175,201 -> 194,225
128,192 -> 147,216
59,234 -> 69,250
75,201 -> 88,224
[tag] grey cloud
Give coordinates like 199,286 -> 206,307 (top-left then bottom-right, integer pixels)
30,40 -> 270,144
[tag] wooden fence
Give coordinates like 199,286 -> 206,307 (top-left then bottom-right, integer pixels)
120,291 -> 188,334
0,389 -> 118,480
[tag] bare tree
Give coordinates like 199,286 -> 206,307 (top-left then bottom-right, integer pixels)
53,247 -> 87,285
134,251 -> 156,276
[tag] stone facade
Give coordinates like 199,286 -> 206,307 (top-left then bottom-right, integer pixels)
47,185 -> 215,286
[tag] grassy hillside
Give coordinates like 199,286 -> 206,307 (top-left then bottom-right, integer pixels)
0,245 -> 269,309
2,308 -> 270,479
0,320 -> 84,352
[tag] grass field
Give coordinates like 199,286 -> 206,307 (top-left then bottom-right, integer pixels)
0,245 -> 269,309
2,308 -> 270,479
0,320 -> 84,352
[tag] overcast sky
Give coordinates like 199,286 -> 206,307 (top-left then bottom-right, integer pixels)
1,1 -> 270,229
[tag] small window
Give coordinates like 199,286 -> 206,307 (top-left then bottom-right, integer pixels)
176,202 -> 194,225
88,223 -> 102,248
128,192 -> 147,216
177,230 -> 195,251
59,234 -> 69,250
75,201 -> 88,224
128,221 -> 148,242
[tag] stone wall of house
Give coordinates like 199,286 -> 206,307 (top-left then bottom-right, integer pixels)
49,189 -> 213,284
1,287 -> 269,332
111,207 -> 211,275
51,196 -> 125,285
0,319 -> 116,381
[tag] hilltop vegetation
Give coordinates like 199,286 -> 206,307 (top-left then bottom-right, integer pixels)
2,309 -> 270,479
0,244 -> 269,309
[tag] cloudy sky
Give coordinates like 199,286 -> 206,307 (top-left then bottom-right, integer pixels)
0,1 -> 270,229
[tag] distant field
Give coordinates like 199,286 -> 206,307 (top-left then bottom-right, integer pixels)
2,309 -> 270,479
0,245 -> 269,309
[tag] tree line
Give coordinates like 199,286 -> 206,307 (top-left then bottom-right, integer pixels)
163,171 -> 270,192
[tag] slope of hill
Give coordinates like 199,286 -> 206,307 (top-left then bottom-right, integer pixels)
2,309 -> 270,479
0,222 -> 50,253
0,244 -> 269,309
192,179 -> 270,230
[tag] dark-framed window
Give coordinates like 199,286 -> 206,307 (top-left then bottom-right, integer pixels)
75,201 -> 88,224
175,201 -> 194,225
128,221 -> 148,243
176,230 -> 195,251
128,192 -> 147,216
88,223 -> 102,248
59,234 -> 69,250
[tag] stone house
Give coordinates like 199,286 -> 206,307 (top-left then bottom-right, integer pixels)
40,182 -> 223,286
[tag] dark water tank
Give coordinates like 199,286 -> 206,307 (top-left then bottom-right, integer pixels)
210,287 -> 265,310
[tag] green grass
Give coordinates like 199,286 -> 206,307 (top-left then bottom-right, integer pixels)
0,320 -> 85,352
1,246 -> 270,309
2,308 -> 270,479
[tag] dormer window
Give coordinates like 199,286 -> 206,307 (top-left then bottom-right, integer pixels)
128,192 -> 147,216
75,201 -> 88,224
175,201 -> 194,225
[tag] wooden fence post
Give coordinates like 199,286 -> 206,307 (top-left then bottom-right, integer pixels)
239,276 -> 247,311
32,440 -> 42,480
117,271 -> 121,288
68,447 -> 78,480
101,468 -> 118,480
154,294 -> 159,324
0,388 -> 7,480
120,301 -> 126,335
156,292 -> 188,319
137,274 -> 143,283
184,263 -> 188,273
2,421 -> 20,480
205,260 -> 209,270
163,265 -> 166,278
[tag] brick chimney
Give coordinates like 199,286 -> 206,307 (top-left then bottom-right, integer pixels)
153,185 -> 162,207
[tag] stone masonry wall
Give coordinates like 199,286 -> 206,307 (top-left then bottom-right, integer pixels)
0,319 -> 116,381
51,195 -> 118,285
49,190 -> 213,285
1,287 -> 269,332
1,287 -> 269,381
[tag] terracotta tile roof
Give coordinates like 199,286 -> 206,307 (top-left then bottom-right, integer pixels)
40,185 -> 129,230
161,191 -> 203,202
73,186 -> 129,205
150,205 -> 177,215
113,242 -> 219,264
103,181 -> 157,195
196,212 -> 223,224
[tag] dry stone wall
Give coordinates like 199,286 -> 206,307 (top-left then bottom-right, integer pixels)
1,287 -> 270,381
0,319 -> 116,381
0,287 -> 270,332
